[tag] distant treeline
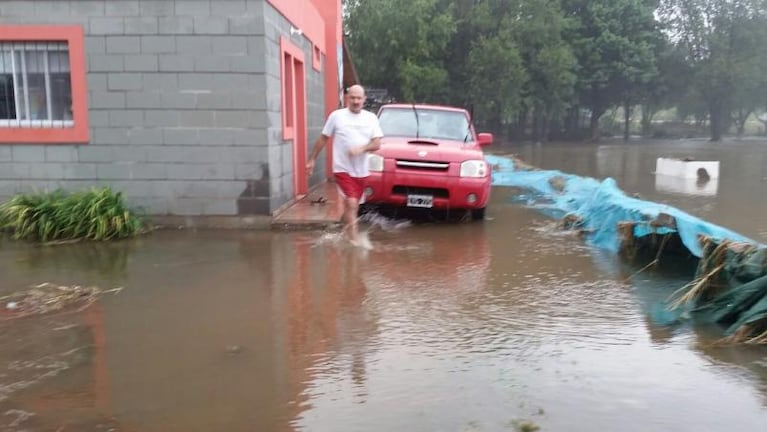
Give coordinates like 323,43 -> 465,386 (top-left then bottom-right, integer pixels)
344,0 -> 767,141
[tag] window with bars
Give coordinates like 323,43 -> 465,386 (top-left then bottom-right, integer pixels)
0,41 -> 73,128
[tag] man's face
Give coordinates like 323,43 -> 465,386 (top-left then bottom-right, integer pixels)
347,89 -> 365,113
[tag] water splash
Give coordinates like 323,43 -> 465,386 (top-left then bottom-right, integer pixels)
359,212 -> 412,232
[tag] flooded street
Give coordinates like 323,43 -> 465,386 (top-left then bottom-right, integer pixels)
2,139 -> 767,431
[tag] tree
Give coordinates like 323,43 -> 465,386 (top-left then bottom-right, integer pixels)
659,0 -> 767,141
563,0 -> 661,140
344,0 -> 456,102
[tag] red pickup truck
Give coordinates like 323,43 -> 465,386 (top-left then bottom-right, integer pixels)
361,104 -> 494,220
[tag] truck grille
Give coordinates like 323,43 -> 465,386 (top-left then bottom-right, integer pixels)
395,160 -> 450,171
392,186 -> 449,198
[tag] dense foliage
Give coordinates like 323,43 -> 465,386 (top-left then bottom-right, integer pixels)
345,0 -> 767,141
0,187 -> 145,242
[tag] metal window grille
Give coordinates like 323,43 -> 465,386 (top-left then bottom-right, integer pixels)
0,41 -> 73,128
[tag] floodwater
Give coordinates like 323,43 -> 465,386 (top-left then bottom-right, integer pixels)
1,138 -> 766,432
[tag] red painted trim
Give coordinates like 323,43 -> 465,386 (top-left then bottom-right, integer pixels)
280,37 -> 305,141
294,60 -> 308,195
267,0 -> 325,54
0,25 -> 89,144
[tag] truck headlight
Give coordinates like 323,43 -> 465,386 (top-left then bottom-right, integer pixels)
460,160 -> 488,177
368,154 -> 384,172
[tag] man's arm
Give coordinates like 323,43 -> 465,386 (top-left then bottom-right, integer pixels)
350,137 -> 381,156
306,134 -> 329,173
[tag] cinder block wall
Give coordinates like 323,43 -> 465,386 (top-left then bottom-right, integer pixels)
0,0 -> 326,217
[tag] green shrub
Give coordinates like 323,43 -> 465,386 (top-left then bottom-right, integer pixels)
0,187 -> 145,242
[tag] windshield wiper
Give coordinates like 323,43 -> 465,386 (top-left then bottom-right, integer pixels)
412,104 -> 419,139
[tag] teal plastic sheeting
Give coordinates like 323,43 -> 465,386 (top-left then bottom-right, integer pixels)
486,154 -> 759,257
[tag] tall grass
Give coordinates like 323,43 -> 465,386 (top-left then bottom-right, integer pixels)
0,187 -> 145,242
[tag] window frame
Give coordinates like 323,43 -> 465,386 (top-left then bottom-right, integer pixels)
0,25 -> 89,144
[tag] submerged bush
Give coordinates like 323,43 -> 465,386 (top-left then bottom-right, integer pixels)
0,187 -> 145,242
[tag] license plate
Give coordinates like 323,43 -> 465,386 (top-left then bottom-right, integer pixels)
407,194 -> 433,208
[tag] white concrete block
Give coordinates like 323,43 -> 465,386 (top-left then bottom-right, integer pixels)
655,157 -> 719,179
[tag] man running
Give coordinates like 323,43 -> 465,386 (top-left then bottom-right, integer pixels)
306,84 -> 383,245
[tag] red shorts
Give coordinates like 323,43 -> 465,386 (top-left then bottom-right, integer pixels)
334,172 -> 367,201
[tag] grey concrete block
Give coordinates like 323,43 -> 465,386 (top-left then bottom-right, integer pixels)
159,16 -> 194,34
131,163 -> 167,179
169,197 -> 205,215
247,36 -> 266,55
194,16 -> 228,34
107,1 -> 140,16
0,147 -> 11,162
211,36 -> 247,55
214,110 -> 248,128
129,128 -> 163,146
194,56 -> 231,72
140,36 -> 175,53
72,1 -> 106,16
179,73 -> 216,90
106,36 -> 141,54
113,146 -> 147,162
124,17 -> 159,34
168,163 -> 234,180
87,73 -> 108,91
176,36 -> 211,54
124,54 -> 159,72
78,146 -> 113,163
89,111 -> 110,127
127,91 -> 162,109
231,92 -> 266,110
230,17 -> 264,35
159,55 -> 196,72
229,56 -> 264,73
45,146 -> 78,162
89,54 -> 124,72
85,36 -> 106,54
213,73 -> 249,90
163,128 -> 199,145
233,129 -> 268,146
214,0 -> 247,15
12,146 -> 46,162
0,163 -> 30,178
160,91 -> 197,109
29,163 -> 65,180
234,163 -> 264,180
202,199 -> 237,215
96,163 -> 133,180
237,196 -> 269,215
34,1 -> 70,16
61,164 -> 98,180
223,145 -> 268,163
92,128 -> 130,145
0,1 -> 30,17
196,93 -> 231,109
199,128 -> 234,146
179,110 -> 215,127
108,73 -> 143,91
140,0 -> 174,16
143,73 -> 178,90
149,145 -> 220,163
109,110 -> 144,127
144,110 -> 180,127
91,17 -> 125,35
175,0 -> 211,16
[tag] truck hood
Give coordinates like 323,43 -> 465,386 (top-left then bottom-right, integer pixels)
376,137 -> 485,161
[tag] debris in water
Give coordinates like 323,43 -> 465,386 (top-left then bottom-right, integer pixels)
0,282 -> 123,319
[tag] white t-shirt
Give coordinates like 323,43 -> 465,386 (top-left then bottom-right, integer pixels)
321,108 -> 384,177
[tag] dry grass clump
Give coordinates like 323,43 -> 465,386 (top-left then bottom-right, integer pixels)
1,282 -> 122,319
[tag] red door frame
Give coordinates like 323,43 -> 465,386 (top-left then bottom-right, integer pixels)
280,37 -> 308,197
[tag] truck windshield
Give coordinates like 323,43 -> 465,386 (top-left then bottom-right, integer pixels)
378,108 -> 472,142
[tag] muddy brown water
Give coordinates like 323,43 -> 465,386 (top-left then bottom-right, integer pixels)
1,138 -> 767,431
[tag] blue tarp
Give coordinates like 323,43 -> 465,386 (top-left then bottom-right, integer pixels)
486,154 -> 759,257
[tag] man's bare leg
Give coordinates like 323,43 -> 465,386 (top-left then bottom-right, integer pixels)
343,197 -> 360,244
